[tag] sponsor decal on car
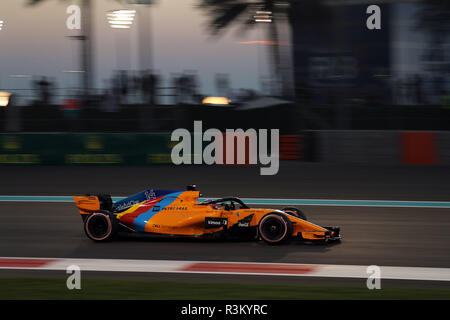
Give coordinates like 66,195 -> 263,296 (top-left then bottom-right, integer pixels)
114,200 -> 140,211
238,221 -> 250,227
145,189 -> 157,200
163,207 -> 188,211
205,217 -> 228,229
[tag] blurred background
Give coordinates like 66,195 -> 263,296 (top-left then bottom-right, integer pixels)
0,0 -> 449,164
0,1 -> 450,300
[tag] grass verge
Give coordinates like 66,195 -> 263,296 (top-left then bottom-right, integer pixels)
0,278 -> 448,300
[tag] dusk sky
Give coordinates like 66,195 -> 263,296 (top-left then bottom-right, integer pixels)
0,0 -> 270,102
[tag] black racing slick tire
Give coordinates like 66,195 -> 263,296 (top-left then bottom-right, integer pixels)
258,212 -> 293,244
84,211 -> 118,242
282,207 -> 307,220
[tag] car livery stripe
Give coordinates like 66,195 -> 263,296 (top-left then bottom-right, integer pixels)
119,196 -> 165,227
133,191 -> 184,232
113,189 -> 180,212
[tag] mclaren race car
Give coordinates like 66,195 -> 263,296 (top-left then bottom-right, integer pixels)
73,186 -> 341,244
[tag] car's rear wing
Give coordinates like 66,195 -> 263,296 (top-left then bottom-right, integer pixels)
73,195 -> 100,215
73,194 -> 113,216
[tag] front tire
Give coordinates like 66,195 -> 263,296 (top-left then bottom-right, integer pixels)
84,211 -> 118,242
258,213 -> 293,244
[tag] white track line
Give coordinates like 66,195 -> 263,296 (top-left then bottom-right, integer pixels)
0,257 -> 448,282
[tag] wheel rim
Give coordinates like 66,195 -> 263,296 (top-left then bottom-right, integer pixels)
260,216 -> 286,242
87,214 -> 111,240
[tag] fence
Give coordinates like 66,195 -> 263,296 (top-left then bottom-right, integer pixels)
0,131 -> 448,166
314,130 -> 448,165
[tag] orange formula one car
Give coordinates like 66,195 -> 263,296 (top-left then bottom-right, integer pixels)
73,186 -> 341,244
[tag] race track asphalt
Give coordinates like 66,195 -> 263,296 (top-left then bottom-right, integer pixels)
0,164 -> 449,287
2,163 -> 450,200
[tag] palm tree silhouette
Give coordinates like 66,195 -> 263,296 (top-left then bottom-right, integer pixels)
198,0 -> 329,98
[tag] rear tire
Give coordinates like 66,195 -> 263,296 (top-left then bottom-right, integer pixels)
258,213 -> 293,244
282,207 -> 307,220
84,211 -> 118,242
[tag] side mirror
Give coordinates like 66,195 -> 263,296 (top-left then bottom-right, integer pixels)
186,185 -> 197,191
